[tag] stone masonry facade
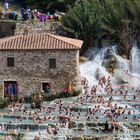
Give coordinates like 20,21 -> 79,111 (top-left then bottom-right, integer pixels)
0,50 -> 81,98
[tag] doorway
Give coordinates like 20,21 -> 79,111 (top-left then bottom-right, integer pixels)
4,81 -> 18,97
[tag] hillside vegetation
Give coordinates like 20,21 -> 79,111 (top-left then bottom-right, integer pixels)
1,0 -> 140,58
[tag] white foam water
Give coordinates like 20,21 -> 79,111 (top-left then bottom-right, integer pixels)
119,123 -> 133,140
131,43 -> 140,74
80,46 -> 110,89
80,44 -> 140,89
80,44 -> 140,140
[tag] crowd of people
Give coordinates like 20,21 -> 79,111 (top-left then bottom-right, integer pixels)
1,77 -> 139,130
0,1 -> 61,22
82,76 -> 140,123
0,74 -> 140,139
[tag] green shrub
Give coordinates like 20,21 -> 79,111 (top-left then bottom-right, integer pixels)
43,92 -> 60,101
10,133 -> 24,140
0,98 -> 8,109
43,89 -> 81,101
28,88 -> 81,103
29,93 -> 44,108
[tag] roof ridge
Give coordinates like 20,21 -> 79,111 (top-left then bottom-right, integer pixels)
0,33 -> 83,50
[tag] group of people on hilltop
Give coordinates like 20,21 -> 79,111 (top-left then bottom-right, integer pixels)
1,1 -> 61,22
0,0 -> 18,20
21,6 -> 31,21
4,1 -> 9,11
21,8 -> 61,22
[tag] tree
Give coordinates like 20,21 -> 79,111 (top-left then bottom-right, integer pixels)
62,0 -> 140,58
15,0 -> 76,12
62,0 -> 106,54
102,0 -> 138,58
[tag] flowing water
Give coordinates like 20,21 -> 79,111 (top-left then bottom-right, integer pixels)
80,44 -> 140,140
119,123 -> 133,140
131,43 -> 140,74
81,44 -> 140,89
80,47 -> 110,88
0,45 -> 140,140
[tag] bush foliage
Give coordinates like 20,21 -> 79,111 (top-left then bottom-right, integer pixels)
43,89 -> 81,101
0,98 -> 8,109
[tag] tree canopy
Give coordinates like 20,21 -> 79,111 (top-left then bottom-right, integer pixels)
3,0 -> 140,58
13,0 -> 76,12
62,0 -> 140,58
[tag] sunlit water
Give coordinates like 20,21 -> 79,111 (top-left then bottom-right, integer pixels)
80,45 -> 140,139
131,43 -> 140,74
0,45 -> 140,139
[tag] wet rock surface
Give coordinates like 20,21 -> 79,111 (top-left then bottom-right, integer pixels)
102,48 -> 117,74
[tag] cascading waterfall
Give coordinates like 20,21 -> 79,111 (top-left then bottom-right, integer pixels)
80,44 -> 140,89
80,44 -> 140,140
80,47 -> 110,89
0,44 -> 140,140
131,43 -> 140,74
113,52 -> 130,71
129,43 -> 140,87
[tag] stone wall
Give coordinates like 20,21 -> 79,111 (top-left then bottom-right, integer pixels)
0,50 -> 81,98
0,20 -> 58,38
15,20 -> 58,35
0,21 -> 16,38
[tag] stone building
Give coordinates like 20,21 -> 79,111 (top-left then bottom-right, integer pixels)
0,33 -> 83,98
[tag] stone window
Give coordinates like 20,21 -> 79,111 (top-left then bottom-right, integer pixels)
42,82 -> 51,93
49,58 -> 56,69
7,57 -> 14,67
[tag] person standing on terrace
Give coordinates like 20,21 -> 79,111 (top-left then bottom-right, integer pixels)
4,1 -> 9,11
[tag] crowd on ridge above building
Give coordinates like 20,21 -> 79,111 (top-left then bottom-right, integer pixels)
0,1 -> 62,22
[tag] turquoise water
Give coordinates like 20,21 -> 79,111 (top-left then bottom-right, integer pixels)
0,87 -> 140,139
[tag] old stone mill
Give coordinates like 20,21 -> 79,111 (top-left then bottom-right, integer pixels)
0,33 -> 83,99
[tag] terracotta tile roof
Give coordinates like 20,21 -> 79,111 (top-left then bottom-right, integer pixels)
0,33 -> 83,50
